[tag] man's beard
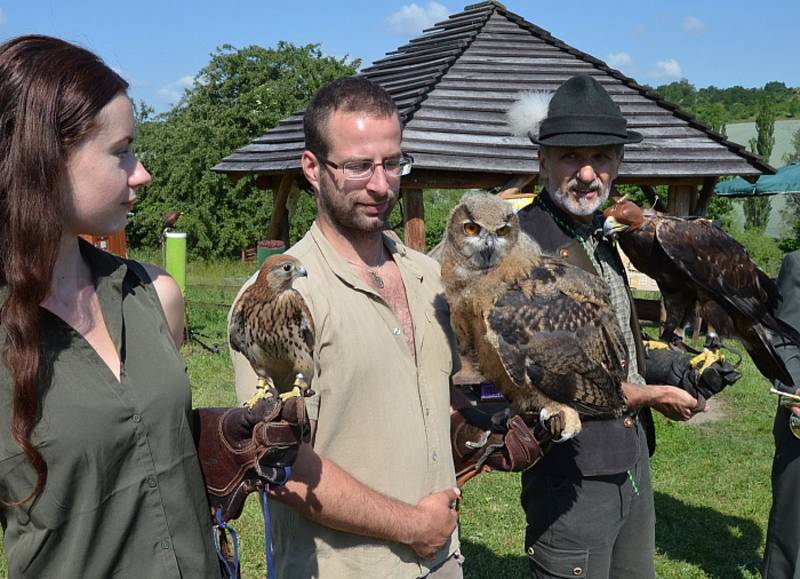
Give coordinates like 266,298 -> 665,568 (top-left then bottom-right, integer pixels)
317,176 -> 397,237
550,177 -> 611,217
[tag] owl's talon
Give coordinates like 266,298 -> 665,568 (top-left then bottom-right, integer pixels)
539,405 -> 581,442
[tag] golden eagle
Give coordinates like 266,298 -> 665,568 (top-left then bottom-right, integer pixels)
603,199 -> 800,387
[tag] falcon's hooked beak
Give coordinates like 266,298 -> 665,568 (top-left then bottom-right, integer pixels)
602,215 -> 629,240
479,235 -> 496,266
296,266 -> 308,278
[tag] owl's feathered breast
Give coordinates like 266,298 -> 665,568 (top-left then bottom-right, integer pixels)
446,247 -> 627,416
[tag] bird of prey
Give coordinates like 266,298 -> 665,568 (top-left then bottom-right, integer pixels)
229,254 -> 315,407
160,210 -> 185,244
441,192 -> 627,440
162,210 -> 185,231
603,199 -> 800,388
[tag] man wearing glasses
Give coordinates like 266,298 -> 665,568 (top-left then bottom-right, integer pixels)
229,77 -> 464,578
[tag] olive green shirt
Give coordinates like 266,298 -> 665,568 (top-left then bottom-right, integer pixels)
230,222 -> 461,578
0,241 -> 219,578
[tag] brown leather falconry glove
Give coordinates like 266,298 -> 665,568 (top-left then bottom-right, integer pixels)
451,406 -> 552,486
193,395 -> 310,522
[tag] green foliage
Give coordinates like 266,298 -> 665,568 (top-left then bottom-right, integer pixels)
754,100 -> 776,162
783,128 -> 800,165
422,189 -> 466,251
741,102 -> 775,231
725,218 -> 785,276
652,79 -> 800,123
129,42 -> 359,258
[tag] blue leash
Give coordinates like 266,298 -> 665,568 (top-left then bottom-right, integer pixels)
260,488 -> 275,579
213,508 -> 240,579
213,465 -> 292,579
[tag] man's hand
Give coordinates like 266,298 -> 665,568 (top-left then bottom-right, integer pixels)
623,382 -> 701,422
406,487 -> 461,560
193,395 -> 310,521
451,407 -> 551,485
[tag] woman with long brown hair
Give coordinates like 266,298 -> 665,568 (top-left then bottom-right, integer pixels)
0,35 -> 220,577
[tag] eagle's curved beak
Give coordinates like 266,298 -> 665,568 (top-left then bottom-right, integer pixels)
602,216 -> 628,239
296,266 -> 308,278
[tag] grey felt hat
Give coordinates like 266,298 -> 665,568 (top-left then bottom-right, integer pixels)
508,75 -> 643,147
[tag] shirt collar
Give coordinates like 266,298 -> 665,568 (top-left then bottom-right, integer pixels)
309,221 -> 423,292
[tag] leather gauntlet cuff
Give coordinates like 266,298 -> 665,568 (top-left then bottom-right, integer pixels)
193,396 -> 309,521
452,407 -> 552,486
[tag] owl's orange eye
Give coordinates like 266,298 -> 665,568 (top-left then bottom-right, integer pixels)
464,222 -> 481,236
496,225 -> 510,237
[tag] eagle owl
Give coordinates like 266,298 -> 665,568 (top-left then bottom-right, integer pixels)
441,192 -> 627,440
229,254 -> 315,406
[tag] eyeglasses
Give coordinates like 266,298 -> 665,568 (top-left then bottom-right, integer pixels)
315,153 -> 414,180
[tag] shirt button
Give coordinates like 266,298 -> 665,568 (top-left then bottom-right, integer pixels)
393,327 -> 401,336
161,539 -> 171,550
431,451 -> 438,462
147,475 -> 158,488
132,414 -> 142,423
527,546 -> 535,556
573,567 -> 583,576
623,416 -> 634,429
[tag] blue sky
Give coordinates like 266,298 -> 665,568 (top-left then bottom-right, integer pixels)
2,1 -> 797,113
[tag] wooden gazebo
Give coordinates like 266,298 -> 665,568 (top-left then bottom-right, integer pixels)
214,0 -> 772,252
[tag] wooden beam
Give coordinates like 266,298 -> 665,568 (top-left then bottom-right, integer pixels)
255,174 -> 274,190
639,185 -> 667,212
693,177 -> 717,217
496,174 -> 536,198
667,184 -> 697,217
403,188 -> 425,252
268,174 -> 293,244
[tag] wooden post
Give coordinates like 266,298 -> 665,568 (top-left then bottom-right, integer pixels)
667,184 -> 697,217
403,188 -> 425,252
693,177 -> 717,217
268,174 -> 293,245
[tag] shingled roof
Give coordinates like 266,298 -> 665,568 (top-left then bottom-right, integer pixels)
213,0 -> 772,183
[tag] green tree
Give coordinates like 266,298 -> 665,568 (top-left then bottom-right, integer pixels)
743,101 -> 775,231
129,42 -> 359,258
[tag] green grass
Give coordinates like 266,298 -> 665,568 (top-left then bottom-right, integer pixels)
0,259 -> 783,578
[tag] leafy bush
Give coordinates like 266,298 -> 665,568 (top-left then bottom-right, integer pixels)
129,42 -> 359,258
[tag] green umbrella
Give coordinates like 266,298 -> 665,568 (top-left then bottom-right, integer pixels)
715,164 -> 800,197
754,163 -> 800,194
715,176 -> 756,197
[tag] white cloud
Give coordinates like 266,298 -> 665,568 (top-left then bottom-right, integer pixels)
683,15 -> 705,33
157,75 -> 195,105
606,52 -> 634,72
386,2 -> 449,36
649,59 -> 682,80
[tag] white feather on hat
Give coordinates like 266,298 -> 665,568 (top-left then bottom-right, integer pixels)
506,90 -> 553,139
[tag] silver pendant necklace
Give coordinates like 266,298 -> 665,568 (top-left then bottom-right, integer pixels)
348,243 -> 386,290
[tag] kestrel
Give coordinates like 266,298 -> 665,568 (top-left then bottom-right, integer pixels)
229,254 -> 315,407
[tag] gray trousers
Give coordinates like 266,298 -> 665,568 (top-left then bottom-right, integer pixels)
421,551 -> 464,579
764,406 -> 800,578
522,431 -> 655,579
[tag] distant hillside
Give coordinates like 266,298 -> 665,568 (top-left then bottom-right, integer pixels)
652,80 -> 800,132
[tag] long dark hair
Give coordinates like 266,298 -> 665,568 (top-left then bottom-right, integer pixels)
0,35 -> 128,505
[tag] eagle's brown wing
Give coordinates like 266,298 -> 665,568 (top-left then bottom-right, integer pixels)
656,217 -> 800,385
656,218 -> 777,326
487,258 -> 627,416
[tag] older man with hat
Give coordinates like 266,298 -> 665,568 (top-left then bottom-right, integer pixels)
507,74 -> 700,578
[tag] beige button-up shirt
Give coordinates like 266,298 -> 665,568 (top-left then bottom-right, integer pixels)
230,222 -> 460,578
